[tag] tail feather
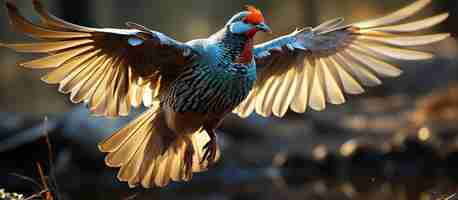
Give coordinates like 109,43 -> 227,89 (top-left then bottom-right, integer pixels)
98,108 -> 157,153
117,128 -> 153,184
102,109 -> 158,167
98,106 -> 221,188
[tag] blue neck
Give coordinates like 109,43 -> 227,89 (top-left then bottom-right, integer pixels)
212,28 -> 251,62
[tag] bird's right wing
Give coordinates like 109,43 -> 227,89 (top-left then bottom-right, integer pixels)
234,0 -> 450,118
1,0 -> 197,117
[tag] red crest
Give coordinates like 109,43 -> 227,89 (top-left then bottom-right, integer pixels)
244,5 -> 264,24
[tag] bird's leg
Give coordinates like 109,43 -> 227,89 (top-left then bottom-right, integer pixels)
202,128 -> 217,165
183,137 -> 194,180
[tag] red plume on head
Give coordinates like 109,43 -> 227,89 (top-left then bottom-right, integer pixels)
244,5 -> 264,24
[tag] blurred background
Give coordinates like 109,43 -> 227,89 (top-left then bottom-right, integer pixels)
0,0 -> 457,199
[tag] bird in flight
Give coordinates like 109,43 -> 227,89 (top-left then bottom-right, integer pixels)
1,0 -> 449,188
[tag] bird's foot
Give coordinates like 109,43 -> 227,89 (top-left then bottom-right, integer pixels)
201,138 -> 217,166
184,144 -> 194,179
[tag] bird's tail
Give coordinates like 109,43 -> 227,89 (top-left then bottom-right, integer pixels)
98,104 -> 219,188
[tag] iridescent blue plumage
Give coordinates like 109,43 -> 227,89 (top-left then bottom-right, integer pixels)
164,27 -> 256,114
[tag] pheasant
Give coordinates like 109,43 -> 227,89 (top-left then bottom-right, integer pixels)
1,0 -> 449,188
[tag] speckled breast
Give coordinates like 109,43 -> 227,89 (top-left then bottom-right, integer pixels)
164,62 -> 256,114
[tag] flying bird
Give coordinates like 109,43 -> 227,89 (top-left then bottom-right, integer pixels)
1,0 -> 450,188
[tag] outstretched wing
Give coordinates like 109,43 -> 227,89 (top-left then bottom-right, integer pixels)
234,0 -> 449,118
1,0 -> 197,117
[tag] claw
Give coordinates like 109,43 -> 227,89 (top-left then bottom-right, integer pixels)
201,129 -> 218,166
184,144 -> 193,179
201,138 -> 217,166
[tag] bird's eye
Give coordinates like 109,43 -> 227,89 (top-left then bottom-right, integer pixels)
243,19 -> 257,25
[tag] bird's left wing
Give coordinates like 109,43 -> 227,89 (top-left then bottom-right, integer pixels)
234,0 -> 450,118
1,1 -> 196,117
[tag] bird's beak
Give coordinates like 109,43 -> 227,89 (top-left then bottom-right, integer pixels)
256,23 -> 272,34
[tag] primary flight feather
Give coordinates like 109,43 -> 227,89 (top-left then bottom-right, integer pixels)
1,0 -> 449,188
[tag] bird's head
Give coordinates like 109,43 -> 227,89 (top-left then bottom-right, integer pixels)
226,5 -> 272,38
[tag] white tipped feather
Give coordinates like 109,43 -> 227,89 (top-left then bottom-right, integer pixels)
356,30 -> 397,37
1,39 -> 93,53
58,55 -> 106,94
88,59 -> 116,115
358,33 -> 450,47
71,55 -> 108,101
291,61 -> 313,113
278,68 -> 300,117
346,47 -> 403,77
290,71 -> 305,113
255,76 -> 275,116
272,68 -> 298,117
313,18 -> 344,33
262,74 -> 285,117
68,58 -> 108,102
352,41 -> 434,60
237,90 -> 256,118
62,55 -> 108,94
243,97 -> 257,118
328,56 -> 365,94
355,0 -> 432,29
20,45 -> 94,68
309,63 -> 326,111
337,52 -> 382,87
370,13 -> 449,32
271,71 -> 292,117
41,50 -> 100,84
320,58 -> 345,104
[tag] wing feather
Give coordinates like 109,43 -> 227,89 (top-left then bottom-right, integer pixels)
337,52 -> 382,87
309,64 -> 326,111
358,33 -> 450,47
68,57 -> 107,101
20,45 -> 95,69
254,76 -> 275,116
60,54 -> 106,94
320,58 -> 345,105
346,47 -> 402,77
273,67 -> 300,117
70,56 -> 110,102
260,75 -> 283,117
369,13 -> 449,33
354,0 -> 431,28
234,0 -> 448,118
327,56 -> 364,94
351,41 -> 433,60
5,1 -> 91,39
2,1 -> 195,117
290,60 -> 313,113
42,50 -> 101,83
31,0 -> 94,32
0,39 -> 93,53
